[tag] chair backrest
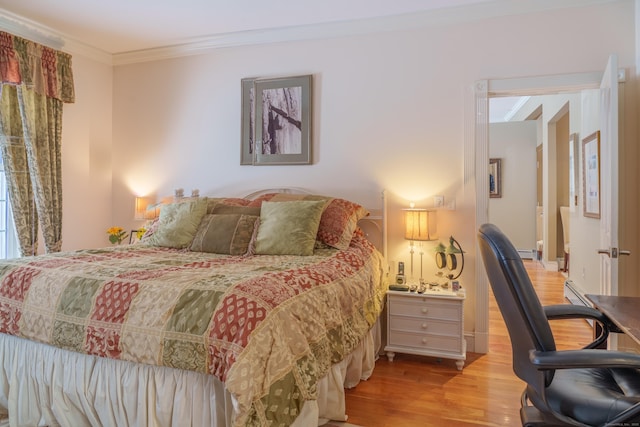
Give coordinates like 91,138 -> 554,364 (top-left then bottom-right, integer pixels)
477,223 -> 556,389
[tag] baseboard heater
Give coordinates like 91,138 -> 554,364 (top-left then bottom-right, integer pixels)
564,279 -> 593,326
518,249 -> 535,259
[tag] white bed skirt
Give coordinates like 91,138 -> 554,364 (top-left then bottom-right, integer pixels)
0,322 -> 380,426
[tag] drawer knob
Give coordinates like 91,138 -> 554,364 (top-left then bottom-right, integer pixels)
421,338 -> 428,344
421,308 -> 428,314
421,322 -> 428,329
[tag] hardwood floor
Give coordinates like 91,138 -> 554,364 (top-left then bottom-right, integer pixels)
343,260 -> 593,426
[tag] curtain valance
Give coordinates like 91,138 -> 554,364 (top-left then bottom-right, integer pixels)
0,31 -> 74,103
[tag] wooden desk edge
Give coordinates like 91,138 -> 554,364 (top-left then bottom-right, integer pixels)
585,294 -> 640,347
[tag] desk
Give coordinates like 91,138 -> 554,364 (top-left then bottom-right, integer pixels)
586,294 -> 640,346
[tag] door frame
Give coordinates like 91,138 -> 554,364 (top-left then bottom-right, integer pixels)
467,72 -> 603,353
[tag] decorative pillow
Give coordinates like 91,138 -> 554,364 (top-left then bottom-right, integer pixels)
139,217 -> 159,242
317,198 -> 369,250
190,214 -> 259,255
206,197 -> 250,213
210,204 -> 261,216
146,198 -> 207,248
265,193 -> 369,250
246,193 -> 278,207
255,200 -> 327,256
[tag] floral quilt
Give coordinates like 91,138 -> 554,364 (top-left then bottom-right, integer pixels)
0,231 -> 387,426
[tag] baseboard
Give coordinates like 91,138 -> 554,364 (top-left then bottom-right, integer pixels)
564,279 -> 593,326
540,259 -> 559,271
564,279 -> 590,306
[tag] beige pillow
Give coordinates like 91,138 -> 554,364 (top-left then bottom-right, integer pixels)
255,200 -> 327,256
190,214 -> 259,255
146,198 -> 207,248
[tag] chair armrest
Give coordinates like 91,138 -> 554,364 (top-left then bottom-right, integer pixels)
530,349 -> 640,370
543,304 -> 622,348
544,304 -> 606,322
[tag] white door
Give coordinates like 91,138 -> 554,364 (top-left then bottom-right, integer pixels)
593,55 -> 624,295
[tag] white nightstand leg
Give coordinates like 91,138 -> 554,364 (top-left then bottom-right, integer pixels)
386,351 -> 396,362
455,359 -> 464,371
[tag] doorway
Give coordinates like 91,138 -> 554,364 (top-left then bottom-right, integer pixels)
466,71 -> 604,354
488,96 -> 573,271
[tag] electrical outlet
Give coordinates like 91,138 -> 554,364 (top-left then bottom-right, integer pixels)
446,198 -> 456,210
434,195 -> 444,207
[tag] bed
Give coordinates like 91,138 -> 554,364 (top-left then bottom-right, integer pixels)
0,189 -> 388,427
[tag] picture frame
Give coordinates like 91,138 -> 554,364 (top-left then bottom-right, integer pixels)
569,133 -> 579,206
582,130 -> 601,218
240,77 -> 256,165
129,229 -> 142,244
489,158 -> 502,198
241,75 -> 312,165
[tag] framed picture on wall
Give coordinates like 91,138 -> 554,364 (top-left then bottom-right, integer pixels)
582,131 -> 601,218
241,75 -> 312,165
240,77 -> 257,165
489,158 -> 502,198
569,133 -> 579,206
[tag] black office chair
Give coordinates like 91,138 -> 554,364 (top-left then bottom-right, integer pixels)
478,223 -> 640,427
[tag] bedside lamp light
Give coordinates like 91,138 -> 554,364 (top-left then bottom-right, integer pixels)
134,197 -> 150,220
403,206 -> 437,282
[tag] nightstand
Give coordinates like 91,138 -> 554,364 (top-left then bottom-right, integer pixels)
385,289 -> 466,370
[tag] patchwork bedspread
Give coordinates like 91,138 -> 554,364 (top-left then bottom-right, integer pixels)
0,231 -> 387,426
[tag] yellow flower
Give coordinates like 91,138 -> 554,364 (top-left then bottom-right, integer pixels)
136,228 -> 146,240
106,226 -> 129,244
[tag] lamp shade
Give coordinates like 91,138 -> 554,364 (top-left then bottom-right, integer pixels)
134,197 -> 150,220
403,209 -> 436,241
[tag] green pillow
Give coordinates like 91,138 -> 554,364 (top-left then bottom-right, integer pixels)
146,199 -> 207,248
255,200 -> 327,256
190,214 -> 259,255
211,204 -> 261,216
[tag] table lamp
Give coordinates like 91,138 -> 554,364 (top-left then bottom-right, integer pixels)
134,197 -> 150,220
403,206 -> 437,282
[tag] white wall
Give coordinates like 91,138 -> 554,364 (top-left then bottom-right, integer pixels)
489,121 -> 538,253
59,55 -> 113,251
46,0 -> 635,349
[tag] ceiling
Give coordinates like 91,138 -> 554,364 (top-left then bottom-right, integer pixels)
0,0 -> 495,54
490,96 -> 531,123
0,0 -> 575,118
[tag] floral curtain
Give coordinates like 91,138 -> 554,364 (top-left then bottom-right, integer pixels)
0,31 -> 74,256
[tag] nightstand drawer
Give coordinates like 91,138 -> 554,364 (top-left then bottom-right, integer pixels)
389,331 -> 462,353
389,298 -> 461,321
389,316 -> 461,336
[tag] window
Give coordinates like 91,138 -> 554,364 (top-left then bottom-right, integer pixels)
0,156 -> 19,259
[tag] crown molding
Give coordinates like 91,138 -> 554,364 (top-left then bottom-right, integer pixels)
1,0 -> 617,67
113,0 -> 620,65
0,12 -> 64,50
0,10 -> 112,65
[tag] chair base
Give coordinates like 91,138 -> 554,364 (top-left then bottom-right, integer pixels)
520,390 -> 576,427
521,405 -> 548,427
521,406 -> 572,427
